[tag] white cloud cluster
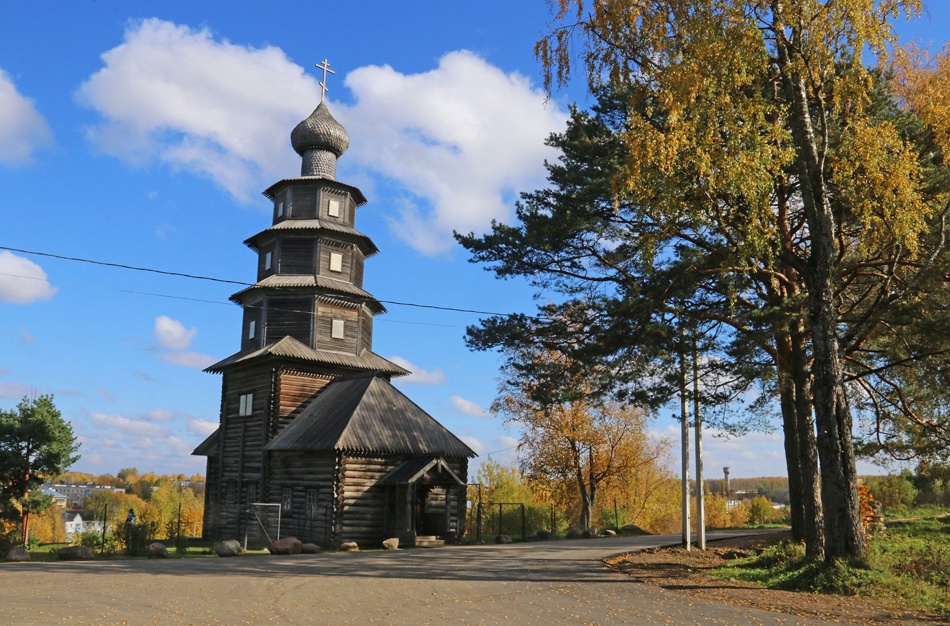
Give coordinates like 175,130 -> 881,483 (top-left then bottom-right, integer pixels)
340,51 -> 567,254
78,21 -> 566,253
0,68 -> 52,165
0,251 -> 57,303
77,18 -> 320,201
450,394 -> 490,418
0,381 -> 33,399
154,315 -> 197,350
90,412 -> 168,437
388,356 -> 446,385
153,315 -> 215,369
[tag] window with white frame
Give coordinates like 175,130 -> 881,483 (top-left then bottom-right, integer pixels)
329,252 -> 343,273
331,319 -> 345,339
281,487 -> 292,513
327,199 -> 340,218
227,483 -> 236,505
264,251 -> 273,271
238,393 -> 254,416
306,488 -> 318,514
248,320 -> 256,340
277,201 -> 284,218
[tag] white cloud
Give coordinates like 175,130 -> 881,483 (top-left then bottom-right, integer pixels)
77,18 -> 320,202
188,418 -> 218,437
339,51 -> 567,254
89,412 -> 168,437
96,387 -> 115,401
460,435 -> 487,455
145,408 -> 174,422
19,328 -> 36,345
0,251 -> 57,303
159,351 -> 216,369
450,395 -> 490,418
0,68 -> 52,165
388,356 -> 446,385
154,315 -> 197,349
0,381 -> 33,398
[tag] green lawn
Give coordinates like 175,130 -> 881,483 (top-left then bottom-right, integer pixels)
712,512 -> 950,616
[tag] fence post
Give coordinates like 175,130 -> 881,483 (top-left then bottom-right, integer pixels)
498,503 -> 503,536
520,504 -> 525,541
550,503 -> 555,533
100,505 -> 108,553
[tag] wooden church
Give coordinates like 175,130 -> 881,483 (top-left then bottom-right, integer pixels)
193,66 -> 474,547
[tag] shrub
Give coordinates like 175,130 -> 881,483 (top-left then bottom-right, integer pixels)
865,474 -> 918,514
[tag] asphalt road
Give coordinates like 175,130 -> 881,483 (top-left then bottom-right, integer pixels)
0,531 -> 842,625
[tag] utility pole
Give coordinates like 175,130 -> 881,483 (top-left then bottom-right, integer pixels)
679,337 -> 691,551
693,336 -> 705,550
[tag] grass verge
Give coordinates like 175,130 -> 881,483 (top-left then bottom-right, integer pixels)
712,514 -> 950,616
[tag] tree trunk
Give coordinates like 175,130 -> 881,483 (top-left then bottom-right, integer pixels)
776,331 -> 804,542
791,320 -> 825,558
774,8 -> 866,560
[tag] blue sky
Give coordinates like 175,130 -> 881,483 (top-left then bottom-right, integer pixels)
0,1 -> 946,479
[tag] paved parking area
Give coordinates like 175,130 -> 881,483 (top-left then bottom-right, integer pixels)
0,532 -> 840,625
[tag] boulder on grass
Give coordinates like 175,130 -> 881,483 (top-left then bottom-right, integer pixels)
146,542 -> 169,558
268,537 -> 303,555
214,540 -> 242,557
581,527 -> 600,539
620,524 -> 649,536
59,545 -> 96,561
603,529 -> 617,537
382,538 -> 399,550
5,545 -> 29,562
301,543 -> 322,554
525,533 -> 540,542
495,534 -> 512,544
536,530 -> 553,541
566,529 -> 582,540
339,541 -> 359,552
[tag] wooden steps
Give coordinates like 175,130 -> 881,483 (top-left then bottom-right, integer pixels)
414,535 -> 445,548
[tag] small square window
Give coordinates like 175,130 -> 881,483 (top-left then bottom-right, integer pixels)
331,319 -> 345,339
327,199 -> 340,218
282,487 -> 292,513
277,201 -> 284,218
248,320 -> 256,340
264,251 -> 273,271
329,252 -> 343,273
239,393 -> 254,416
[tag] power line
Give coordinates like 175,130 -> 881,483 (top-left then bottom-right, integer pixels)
1,244 -> 533,319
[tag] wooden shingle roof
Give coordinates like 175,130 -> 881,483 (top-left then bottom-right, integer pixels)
264,374 -> 475,458
228,275 -> 386,314
244,219 -> 379,257
204,336 -> 409,376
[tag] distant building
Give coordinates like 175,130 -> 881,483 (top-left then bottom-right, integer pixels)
40,483 -> 126,509
40,487 -> 68,508
62,511 -> 105,539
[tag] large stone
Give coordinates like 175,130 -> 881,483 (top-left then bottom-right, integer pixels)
620,523 -> 649,536
339,541 -> 359,552
603,529 -> 617,537
146,542 -> 169,558
268,537 -> 303,555
214,540 -> 242,557
536,530 -> 553,541
58,545 -> 96,560
382,538 -> 399,550
565,529 -> 582,540
495,534 -> 512,544
301,543 -> 322,554
5,545 -> 29,562
581,527 -> 600,539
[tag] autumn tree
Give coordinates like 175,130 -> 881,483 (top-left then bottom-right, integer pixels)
0,395 -> 80,545
518,0 -> 950,562
491,345 -> 669,529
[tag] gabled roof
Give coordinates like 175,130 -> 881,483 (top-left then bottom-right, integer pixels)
228,275 -> 386,314
377,455 -> 466,486
264,374 -> 475,458
204,336 -> 410,376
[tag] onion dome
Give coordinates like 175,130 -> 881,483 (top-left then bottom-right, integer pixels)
291,102 -> 349,179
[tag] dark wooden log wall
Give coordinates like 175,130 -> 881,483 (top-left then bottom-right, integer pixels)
265,296 -> 313,345
359,305 -> 374,353
279,238 -> 316,274
314,303 -> 359,353
338,455 -> 403,545
267,451 -> 337,546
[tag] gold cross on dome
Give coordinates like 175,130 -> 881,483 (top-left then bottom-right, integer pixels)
316,59 -> 335,103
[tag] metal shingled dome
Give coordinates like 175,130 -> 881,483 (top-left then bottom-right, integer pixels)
290,101 -> 349,157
